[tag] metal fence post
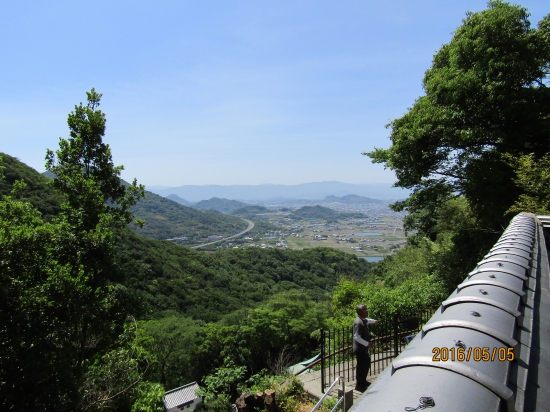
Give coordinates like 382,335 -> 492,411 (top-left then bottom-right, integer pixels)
321,328 -> 325,393
393,313 -> 399,358
342,376 -> 346,412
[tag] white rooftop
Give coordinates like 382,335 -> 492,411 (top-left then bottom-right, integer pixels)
164,381 -> 200,409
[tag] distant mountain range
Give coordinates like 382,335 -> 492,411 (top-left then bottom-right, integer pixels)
323,194 -> 383,204
148,181 -> 408,202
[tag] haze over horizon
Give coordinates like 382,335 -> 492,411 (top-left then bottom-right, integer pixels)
2,0 -> 547,187
147,180 -> 409,202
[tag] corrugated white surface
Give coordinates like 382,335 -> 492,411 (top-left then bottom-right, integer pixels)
164,381 -> 200,409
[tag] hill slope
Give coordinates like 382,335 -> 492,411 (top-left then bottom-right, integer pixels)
290,205 -> 366,220
130,191 -> 248,241
1,153 -> 247,242
116,229 -> 374,321
1,153 -> 376,321
231,205 -> 270,218
166,193 -> 192,206
192,197 -> 248,213
0,152 -> 62,220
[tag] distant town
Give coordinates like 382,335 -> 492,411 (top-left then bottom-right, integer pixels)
169,197 -> 407,260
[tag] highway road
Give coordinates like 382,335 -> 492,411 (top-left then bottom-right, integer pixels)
191,218 -> 254,249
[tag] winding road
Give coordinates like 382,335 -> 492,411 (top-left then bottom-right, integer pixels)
191,218 -> 255,249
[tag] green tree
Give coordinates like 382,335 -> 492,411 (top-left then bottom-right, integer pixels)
46,88 -> 145,231
0,90 -> 145,410
142,315 -> 201,389
199,358 -> 247,412
80,321 -> 153,411
367,1 -> 550,233
242,291 -> 327,368
43,89 -> 145,409
330,275 -> 446,327
130,381 -> 165,412
0,179 -> 68,409
504,152 -> 550,215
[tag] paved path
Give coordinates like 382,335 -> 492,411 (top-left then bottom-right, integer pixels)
296,359 -> 384,407
191,218 -> 254,249
297,368 -> 378,403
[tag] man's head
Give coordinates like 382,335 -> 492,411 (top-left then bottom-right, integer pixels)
356,304 -> 368,319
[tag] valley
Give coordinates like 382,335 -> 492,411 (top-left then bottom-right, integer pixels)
193,199 -> 407,260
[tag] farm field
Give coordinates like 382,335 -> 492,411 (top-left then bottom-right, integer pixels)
281,216 -> 406,259
208,203 -> 408,260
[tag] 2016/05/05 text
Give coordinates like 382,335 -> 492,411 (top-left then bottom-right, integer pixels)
432,347 -> 514,362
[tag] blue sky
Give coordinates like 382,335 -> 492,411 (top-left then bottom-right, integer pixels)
1,1 -> 548,187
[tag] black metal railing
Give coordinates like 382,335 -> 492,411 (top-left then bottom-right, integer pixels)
319,310 -> 432,392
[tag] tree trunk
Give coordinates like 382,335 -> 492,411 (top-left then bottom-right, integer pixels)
264,389 -> 276,412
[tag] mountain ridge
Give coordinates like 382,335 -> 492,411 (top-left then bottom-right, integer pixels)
0,154 -> 248,242
192,197 -> 249,213
166,193 -> 193,206
149,181 -> 409,202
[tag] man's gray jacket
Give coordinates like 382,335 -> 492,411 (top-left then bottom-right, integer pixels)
352,316 -> 376,353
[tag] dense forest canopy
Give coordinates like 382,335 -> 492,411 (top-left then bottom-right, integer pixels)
116,229 -> 374,321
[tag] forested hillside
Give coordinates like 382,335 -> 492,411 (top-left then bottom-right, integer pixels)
116,229 -> 374,321
166,193 -> 193,205
0,152 -> 62,220
4,154 -> 249,242
192,197 -> 249,213
290,205 -> 365,220
129,190 -> 248,241
231,205 -> 270,218
1,155 -> 372,321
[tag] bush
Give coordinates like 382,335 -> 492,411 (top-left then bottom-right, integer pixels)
131,382 -> 165,412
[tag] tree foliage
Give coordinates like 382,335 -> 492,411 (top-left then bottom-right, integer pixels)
0,152 -> 62,219
1,90 -> 145,410
80,321 -> 153,411
140,315 -> 201,389
46,88 -> 145,231
504,152 -> 550,215
129,190 -> 249,241
367,1 -> 550,232
116,231 -> 375,321
330,275 -> 446,327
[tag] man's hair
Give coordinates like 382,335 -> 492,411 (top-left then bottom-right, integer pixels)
356,304 -> 366,315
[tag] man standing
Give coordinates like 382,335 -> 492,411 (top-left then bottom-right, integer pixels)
353,304 -> 377,392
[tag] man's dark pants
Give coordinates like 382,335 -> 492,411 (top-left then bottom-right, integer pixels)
355,351 -> 371,386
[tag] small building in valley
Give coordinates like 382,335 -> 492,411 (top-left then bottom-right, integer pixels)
164,382 -> 203,412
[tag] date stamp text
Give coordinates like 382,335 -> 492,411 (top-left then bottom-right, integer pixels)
432,347 -> 514,362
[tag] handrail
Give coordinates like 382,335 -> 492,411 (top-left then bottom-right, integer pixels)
310,376 -> 345,412
295,327 -> 420,376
